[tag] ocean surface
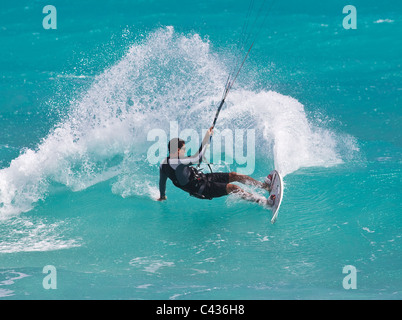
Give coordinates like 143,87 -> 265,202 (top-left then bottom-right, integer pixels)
0,0 -> 401,299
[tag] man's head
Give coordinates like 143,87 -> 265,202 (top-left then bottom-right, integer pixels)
168,138 -> 185,157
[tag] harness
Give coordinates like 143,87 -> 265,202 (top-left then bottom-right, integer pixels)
188,167 -> 210,200
163,157 -> 211,200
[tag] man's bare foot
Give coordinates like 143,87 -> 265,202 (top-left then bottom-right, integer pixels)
262,173 -> 274,192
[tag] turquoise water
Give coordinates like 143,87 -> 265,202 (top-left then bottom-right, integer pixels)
1,0 -> 401,299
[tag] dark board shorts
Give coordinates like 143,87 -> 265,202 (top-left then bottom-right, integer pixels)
201,172 -> 230,199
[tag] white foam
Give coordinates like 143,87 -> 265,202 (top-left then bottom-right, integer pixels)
217,89 -> 354,176
0,270 -> 30,298
0,217 -> 81,253
374,19 -> 394,24
129,256 -> 175,274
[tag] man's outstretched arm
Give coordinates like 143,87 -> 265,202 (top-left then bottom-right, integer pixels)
158,165 -> 168,201
179,126 -> 213,165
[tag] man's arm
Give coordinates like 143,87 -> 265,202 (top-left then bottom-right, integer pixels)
179,126 -> 213,165
158,165 -> 168,201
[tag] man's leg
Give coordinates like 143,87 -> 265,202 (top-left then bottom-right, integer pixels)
226,183 -> 266,204
229,172 -> 267,189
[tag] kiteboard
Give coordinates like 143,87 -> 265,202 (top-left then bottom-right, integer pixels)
269,170 -> 284,224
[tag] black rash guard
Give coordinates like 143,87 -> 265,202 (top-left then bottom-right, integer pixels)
159,131 -> 211,198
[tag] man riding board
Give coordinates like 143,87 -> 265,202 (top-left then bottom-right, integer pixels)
157,126 -> 275,206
